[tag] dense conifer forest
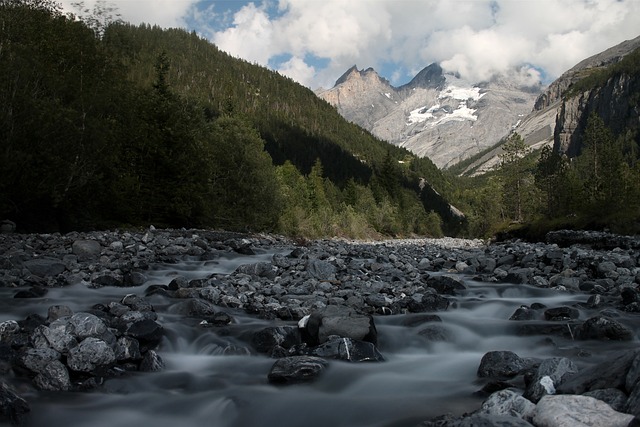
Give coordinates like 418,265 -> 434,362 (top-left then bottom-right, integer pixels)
0,0 -> 455,237
1,0 -> 638,239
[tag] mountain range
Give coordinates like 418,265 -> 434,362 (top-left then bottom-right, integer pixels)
318,35 -> 640,173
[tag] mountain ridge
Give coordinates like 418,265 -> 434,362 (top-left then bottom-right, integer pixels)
317,63 -> 541,169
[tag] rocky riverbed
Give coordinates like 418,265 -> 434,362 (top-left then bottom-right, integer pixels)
0,228 -> 639,426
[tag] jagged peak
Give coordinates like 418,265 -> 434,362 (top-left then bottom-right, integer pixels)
402,63 -> 446,90
333,65 -> 389,88
334,65 -> 359,86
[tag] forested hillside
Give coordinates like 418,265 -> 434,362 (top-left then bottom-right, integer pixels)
0,0 -> 456,237
450,41 -> 640,239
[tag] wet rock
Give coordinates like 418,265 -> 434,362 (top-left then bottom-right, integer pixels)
523,357 -> 578,403
46,305 -> 73,322
67,337 -> 115,372
0,321 -> 19,342
295,336 -> 384,362
126,319 -> 163,346
252,326 -> 301,354
71,239 -> 101,260
306,258 -> 336,281
457,414 -> 534,426
575,316 -> 634,341
418,324 -> 451,342
267,355 -> 329,384
478,389 -> 535,420
235,262 -> 277,279
23,258 -> 65,277
114,336 -> 142,361
170,298 -> 217,318
0,381 -> 30,426
583,388 -> 628,412
33,360 -> 71,391
478,351 -> 527,379
544,306 -> 580,321
509,306 -> 537,321
300,305 -> 377,346
67,312 -> 108,340
426,275 -> 466,295
532,394 -> 634,427
557,349 -> 640,394
408,293 -> 450,313
139,350 -> 164,372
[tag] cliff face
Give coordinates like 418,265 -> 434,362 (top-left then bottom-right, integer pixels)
318,64 -> 539,169
554,67 -> 640,157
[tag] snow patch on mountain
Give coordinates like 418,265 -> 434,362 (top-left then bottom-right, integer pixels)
407,85 -> 484,126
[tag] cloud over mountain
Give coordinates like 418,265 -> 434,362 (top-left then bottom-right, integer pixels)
60,0 -> 640,89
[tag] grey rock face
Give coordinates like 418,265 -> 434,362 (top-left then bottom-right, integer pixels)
71,239 -> 102,260
523,357 -> 578,403
318,65 -> 539,169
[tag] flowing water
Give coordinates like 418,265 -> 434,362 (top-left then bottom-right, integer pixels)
6,250 -> 638,427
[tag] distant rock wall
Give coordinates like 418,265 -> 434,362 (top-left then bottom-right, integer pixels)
554,71 -> 640,157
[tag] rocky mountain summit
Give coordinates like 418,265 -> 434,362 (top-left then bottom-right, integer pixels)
317,64 -> 541,169
319,36 -> 640,175
458,35 -> 640,175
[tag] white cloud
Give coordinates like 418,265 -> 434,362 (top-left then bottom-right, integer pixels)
213,3 -> 275,65
59,0 -> 199,29
277,56 -> 316,87
60,0 -> 640,89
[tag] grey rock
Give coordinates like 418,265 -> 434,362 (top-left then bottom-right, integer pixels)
296,336 -> 384,362
34,360 -> 71,391
523,357 -> 578,403
169,298 -> 217,318
306,258 -> 336,281
576,316 -> 634,341
21,347 -> 61,373
477,351 -> 527,378
67,312 -> 108,340
478,389 -> 535,420
23,258 -> 65,277
252,326 -> 301,354
0,381 -> 30,426
114,336 -> 142,361
302,305 -> 377,346
558,349 -> 640,394
426,275 -> 466,295
457,414 -> 534,426
139,350 -> 164,372
71,239 -> 102,260
67,337 -> 115,372
267,355 -> 329,384
46,305 -> 73,323
583,388 -> 628,412
532,394 -> 634,427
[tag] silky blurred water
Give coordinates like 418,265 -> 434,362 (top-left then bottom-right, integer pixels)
8,254 -> 638,427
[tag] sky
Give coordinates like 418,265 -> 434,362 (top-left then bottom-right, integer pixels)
59,0 -> 640,89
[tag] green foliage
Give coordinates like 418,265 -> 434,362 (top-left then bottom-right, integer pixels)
0,2 -> 451,236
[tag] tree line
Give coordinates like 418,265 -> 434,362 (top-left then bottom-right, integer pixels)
0,0 -> 450,237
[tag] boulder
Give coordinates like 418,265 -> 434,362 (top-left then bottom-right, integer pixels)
71,239 -> 102,260
426,275 -> 467,295
523,357 -> 578,403
67,312 -> 108,340
300,305 -> 377,346
306,258 -> 336,281
23,258 -> 65,277
139,350 -> 164,372
575,316 -> 634,341
33,360 -> 71,391
295,336 -> 384,362
478,389 -> 536,420
557,349 -> 640,394
478,351 -> 527,379
532,394 -> 634,427
267,356 -> 329,384
252,326 -> 301,354
67,337 -> 115,372
0,382 -> 30,426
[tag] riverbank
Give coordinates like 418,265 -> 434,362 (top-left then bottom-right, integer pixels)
1,228 -> 639,426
